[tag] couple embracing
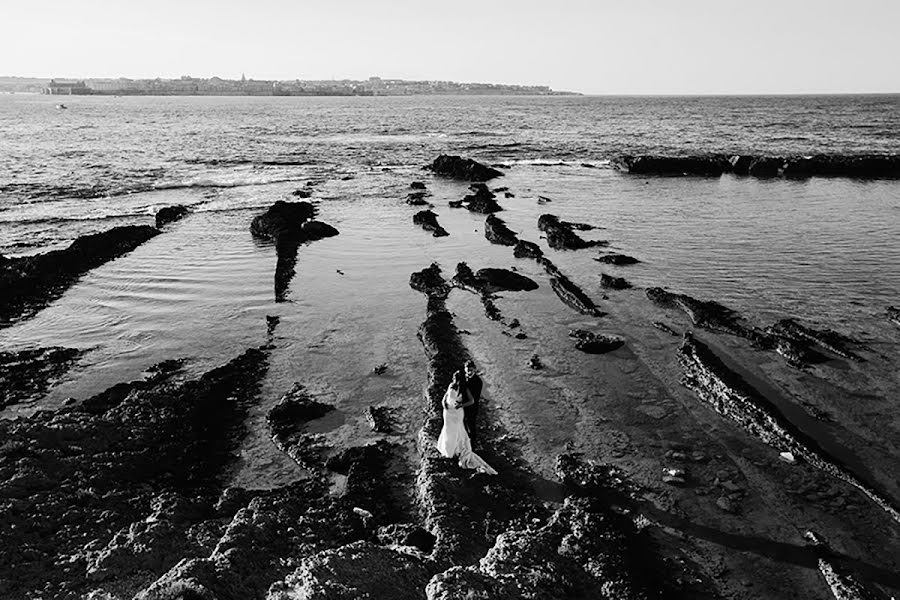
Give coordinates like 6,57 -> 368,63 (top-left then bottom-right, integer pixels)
436,360 -> 497,475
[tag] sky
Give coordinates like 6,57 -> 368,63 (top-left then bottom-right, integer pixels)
2,0 -> 899,95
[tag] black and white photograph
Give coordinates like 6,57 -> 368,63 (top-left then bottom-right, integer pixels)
1,1 -> 899,598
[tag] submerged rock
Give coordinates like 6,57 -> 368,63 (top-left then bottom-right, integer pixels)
0,225 -> 159,328
569,329 -> 625,353
155,204 -> 190,228
407,191 -> 430,206
268,383 -> 335,470
413,210 -> 450,237
426,154 -> 503,181
484,214 -> 519,246
410,181 -> 427,190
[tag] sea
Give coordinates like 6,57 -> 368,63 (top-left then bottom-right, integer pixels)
1,93 -> 898,488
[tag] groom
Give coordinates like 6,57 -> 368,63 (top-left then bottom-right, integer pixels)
456,359 -> 483,446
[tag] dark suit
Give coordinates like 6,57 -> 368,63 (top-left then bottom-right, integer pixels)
463,374 -> 482,444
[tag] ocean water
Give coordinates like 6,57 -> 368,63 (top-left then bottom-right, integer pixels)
1,94 -> 899,489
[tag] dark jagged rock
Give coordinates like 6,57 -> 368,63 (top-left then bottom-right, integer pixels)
0,346 -> 84,408
364,405 -> 392,433
407,191 -> 430,206
413,210 -> 449,237
600,273 -> 632,290
472,268 -> 539,293
647,288 -> 826,367
377,523 -> 436,554
888,306 -> 900,328
0,225 -> 159,328
613,155 -> 730,176
267,383 -> 335,470
678,332 -> 900,526
803,531 -> 881,600
537,214 -> 605,250
250,200 -> 317,242
155,205 -> 190,228
484,214 -> 519,246
301,220 -> 340,241
428,456 -> 681,600
569,329 -> 625,354
768,318 -> 864,362
410,263 -> 450,300
595,253 -> 640,265
0,344 -> 269,599
291,188 -> 312,198
550,274 -> 605,317
513,239 -> 543,259
646,288 -> 744,335
462,183 -> 503,214
426,155 -> 503,181
410,181 -> 427,190
615,154 -> 900,179
268,541 -> 433,600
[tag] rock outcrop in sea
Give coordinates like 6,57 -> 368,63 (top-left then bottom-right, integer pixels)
426,155 -> 504,181
155,205 -> 190,228
613,154 -> 900,179
250,201 -> 339,302
413,209 -> 450,237
0,346 -> 84,408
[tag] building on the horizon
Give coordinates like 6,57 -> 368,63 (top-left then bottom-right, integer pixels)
42,79 -> 91,95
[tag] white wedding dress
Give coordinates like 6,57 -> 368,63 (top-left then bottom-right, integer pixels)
436,385 -> 497,475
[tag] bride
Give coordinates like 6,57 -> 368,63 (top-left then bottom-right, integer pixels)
436,370 -> 497,475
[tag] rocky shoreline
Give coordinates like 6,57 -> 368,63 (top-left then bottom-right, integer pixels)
613,154 -> 900,178
1,155 -> 898,599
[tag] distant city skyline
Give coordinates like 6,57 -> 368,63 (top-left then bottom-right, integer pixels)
2,0 -> 899,95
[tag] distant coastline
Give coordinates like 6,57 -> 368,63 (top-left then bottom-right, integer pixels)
0,75 -> 579,97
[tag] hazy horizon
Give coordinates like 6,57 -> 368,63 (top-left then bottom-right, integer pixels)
2,0 -> 899,95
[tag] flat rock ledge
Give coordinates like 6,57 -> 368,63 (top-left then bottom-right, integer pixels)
0,225 -> 159,328
678,332 -> 900,526
1,346 -> 84,408
426,155 -> 503,181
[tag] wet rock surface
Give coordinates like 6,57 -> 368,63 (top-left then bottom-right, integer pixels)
451,262 -> 537,321
613,154 -> 900,179
537,214 -> 605,250
678,332 -> 900,526
154,205 -> 190,228
0,225 -> 160,328
426,155 -> 504,181
803,531 -> 882,600
365,405 -> 393,433
268,383 -> 336,470
569,329 -> 625,354
549,273 -> 605,317
0,346 -> 84,408
768,318 -> 864,362
600,273 -> 632,290
413,210 -> 450,237
0,344 -> 269,599
484,214 -> 519,246
513,239 -> 543,259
